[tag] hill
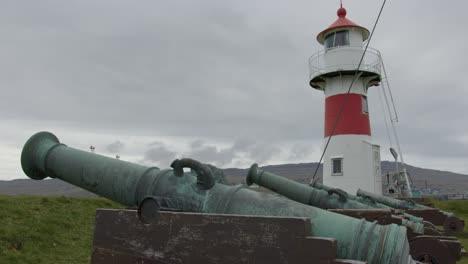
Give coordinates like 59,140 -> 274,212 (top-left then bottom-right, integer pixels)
0,178 -> 97,197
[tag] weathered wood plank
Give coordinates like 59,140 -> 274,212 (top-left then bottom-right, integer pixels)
92,209 -> 357,264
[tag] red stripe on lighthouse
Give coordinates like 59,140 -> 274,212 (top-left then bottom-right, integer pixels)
325,93 -> 371,137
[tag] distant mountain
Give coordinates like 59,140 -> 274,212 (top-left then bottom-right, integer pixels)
1,161 -> 467,196
0,178 -> 96,197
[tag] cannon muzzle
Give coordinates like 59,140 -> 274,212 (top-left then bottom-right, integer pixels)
21,131 -> 61,180
21,131 -> 414,264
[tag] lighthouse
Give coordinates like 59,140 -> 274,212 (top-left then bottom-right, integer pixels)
309,4 -> 383,195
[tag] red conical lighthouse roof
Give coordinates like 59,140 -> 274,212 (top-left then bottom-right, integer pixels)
316,5 -> 370,44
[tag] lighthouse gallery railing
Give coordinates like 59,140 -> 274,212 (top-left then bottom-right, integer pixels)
308,46 -> 382,81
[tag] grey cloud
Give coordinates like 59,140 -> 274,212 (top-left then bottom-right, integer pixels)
143,144 -> 177,167
249,143 -> 281,164
230,138 -> 282,163
140,138 -> 284,168
148,141 -> 165,147
186,138 -> 283,166
289,144 -> 315,160
106,140 -> 124,154
190,140 -> 205,150
231,138 -> 256,152
185,145 -> 235,167
386,125 -> 468,159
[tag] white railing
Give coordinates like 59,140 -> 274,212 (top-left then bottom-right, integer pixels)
308,46 -> 383,81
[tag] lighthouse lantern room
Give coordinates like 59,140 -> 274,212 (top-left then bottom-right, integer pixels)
309,4 -> 383,195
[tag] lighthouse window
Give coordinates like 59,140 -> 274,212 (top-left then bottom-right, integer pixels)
332,158 -> 343,176
362,96 -> 369,114
325,30 -> 350,49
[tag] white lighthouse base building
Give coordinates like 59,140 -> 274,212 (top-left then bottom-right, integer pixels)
322,135 -> 382,195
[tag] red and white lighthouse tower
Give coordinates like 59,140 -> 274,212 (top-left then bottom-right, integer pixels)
309,4 -> 383,195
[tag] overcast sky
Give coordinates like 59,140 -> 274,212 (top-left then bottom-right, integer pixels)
1,0 -> 467,180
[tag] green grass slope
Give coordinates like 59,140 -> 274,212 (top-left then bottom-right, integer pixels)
0,195 -> 122,264
0,195 -> 467,263
432,199 -> 468,264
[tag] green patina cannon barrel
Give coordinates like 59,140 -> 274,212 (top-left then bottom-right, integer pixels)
246,164 -> 424,234
310,182 -> 424,224
357,189 -> 430,210
21,131 -> 415,264
356,188 -> 465,233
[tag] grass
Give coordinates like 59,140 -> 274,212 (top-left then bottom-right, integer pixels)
431,199 -> 468,264
0,195 -> 122,264
0,195 -> 467,263
457,232 -> 468,264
